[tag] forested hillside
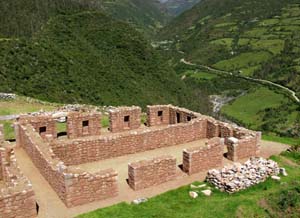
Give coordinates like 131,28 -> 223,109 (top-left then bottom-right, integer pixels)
0,0 -> 167,38
160,0 -> 201,16
0,3 -> 202,110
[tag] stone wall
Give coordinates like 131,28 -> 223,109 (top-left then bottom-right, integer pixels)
0,144 -> 37,218
0,124 -> 3,142
17,124 -> 118,208
66,112 -> 101,139
128,155 -> 177,190
206,119 -> 219,138
169,106 -> 197,125
109,106 -> 141,133
18,115 -> 57,139
183,137 -> 224,175
147,105 -> 170,127
227,130 -> 261,161
51,117 -> 207,165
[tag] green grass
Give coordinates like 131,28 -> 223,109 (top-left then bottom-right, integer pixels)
250,39 -> 284,54
214,22 -> 236,28
259,18 -> 280,26
0,97 -> 57,116
0,120 -> 15,140
238,38 -> 250,46
243,28 -> 269,38
262,134 -> 300,146
186,70 -> 218,80
210,38 -> 233,49
239,65 -> 261,76
221,87 -> 288,129
78,153 -> 300,218
213,51 -> 272,72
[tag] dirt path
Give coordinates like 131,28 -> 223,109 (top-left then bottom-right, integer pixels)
180,58 -> 300,103
14,140 -> 288,218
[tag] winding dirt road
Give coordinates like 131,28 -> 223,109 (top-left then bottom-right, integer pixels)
180,58 -> 300,103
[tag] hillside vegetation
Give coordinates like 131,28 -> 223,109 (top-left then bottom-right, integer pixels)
160,0 -> 201,16
0,11 -> 199,110
0,0 -> 167,38
159,0 -> 300,97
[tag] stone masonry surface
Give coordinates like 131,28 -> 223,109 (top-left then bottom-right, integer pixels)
66,112 -> 101,139
128,155 -> 177,190
16,124 -> 118,208
0,130 -> 37,218
183,137 -> 224,175
9,104 -> 261,211
109,106 -> 141,133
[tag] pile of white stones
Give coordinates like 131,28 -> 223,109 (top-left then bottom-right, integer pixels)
0,93 -> 16,100
206,157 -> 280,193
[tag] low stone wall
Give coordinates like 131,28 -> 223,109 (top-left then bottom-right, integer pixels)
0,144 -> 37,218
227,129 -> 261,161
128,155 -> 177,190
51,117 -> 207,165
183,137 -> 224,175
17,124 -> 118,207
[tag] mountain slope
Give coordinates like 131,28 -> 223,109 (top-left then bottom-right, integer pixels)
0,11 -> 198,109
161,0 -> 201,16
159,0 -> 300,97
0,0 -> 167,38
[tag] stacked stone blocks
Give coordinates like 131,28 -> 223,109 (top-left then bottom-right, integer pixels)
128,155 -> 177,190
17,124 -> 118,208
18,115 -> 57,139
66,112 -> 101,139
109,106 -> 141,133
10,104 -> 261,211
183,137 -> 224,175
227,129 -> 261,161
146,105 -> 170,126
0,140 -> 37,218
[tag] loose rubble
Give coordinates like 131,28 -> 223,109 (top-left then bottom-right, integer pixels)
132,198 -> 148,205
190,184 -> 206,189
280,168 -> 288,176
189,191 -> 198,199
201,190 -> 212,196
206,157 -> 280,193
271,175 -> 281,181
0,92 -> 16,100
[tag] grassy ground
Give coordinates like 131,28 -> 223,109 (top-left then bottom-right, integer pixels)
221,87 -> 288,129
0,97 -> 58,116
262,134 -> 300,146
213,51 -> 272,72
78,152 -> 300,218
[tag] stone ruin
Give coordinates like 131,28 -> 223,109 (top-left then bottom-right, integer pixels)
0,104 -> 261,217
0,128 -> 36,218
206,157 -> 280,193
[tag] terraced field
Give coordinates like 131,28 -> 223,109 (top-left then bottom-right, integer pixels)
161,2 -> 300,99
210,4 -> 300,78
